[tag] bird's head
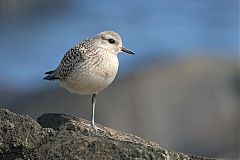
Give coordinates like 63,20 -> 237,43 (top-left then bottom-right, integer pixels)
94,31 -> 135,55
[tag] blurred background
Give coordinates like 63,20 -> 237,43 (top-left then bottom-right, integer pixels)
0,0 -> 239,159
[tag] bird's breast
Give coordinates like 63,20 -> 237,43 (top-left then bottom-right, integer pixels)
92,55 -> 119,80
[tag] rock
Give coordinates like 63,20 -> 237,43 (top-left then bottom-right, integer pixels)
0,108 -> 53,160
0,108 -> 218,160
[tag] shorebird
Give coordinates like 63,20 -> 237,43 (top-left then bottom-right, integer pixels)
43,31 -> 134,130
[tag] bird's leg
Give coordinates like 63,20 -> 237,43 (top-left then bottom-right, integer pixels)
90,93 -> 104,132
91,93 -> 97,126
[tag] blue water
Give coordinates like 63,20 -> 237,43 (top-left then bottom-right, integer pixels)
0,0 -> 238,90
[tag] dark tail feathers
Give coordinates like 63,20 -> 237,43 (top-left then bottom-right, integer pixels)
43,70 -> 59,80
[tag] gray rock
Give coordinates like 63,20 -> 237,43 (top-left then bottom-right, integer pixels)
0,108 -> 53,160
0,108 -> 218,160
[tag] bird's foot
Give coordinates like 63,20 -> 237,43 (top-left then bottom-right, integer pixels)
92,124 -> 105,132
85,123 -> 105,133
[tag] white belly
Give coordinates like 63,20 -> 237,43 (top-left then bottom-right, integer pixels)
59,55 -> 119,95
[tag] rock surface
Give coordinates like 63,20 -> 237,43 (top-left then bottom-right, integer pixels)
0,108 -> 218,160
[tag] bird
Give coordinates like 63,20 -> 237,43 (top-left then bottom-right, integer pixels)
43,31 -> 134,130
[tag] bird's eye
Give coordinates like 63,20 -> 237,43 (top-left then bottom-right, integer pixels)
108,39 -> 115,44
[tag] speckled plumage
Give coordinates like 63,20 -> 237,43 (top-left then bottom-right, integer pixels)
44,31 -> 134,129
54,39 -> 92,79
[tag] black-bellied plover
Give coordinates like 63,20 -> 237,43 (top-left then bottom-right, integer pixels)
44,31 -> 134,130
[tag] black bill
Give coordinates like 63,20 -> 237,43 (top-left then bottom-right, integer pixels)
121,46 -> 135,55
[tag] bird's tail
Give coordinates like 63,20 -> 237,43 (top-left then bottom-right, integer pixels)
43,70 -> 59,80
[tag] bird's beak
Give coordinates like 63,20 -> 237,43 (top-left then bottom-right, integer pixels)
121,46 -> 135,55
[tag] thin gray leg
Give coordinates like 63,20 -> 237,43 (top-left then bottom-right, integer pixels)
91,93 -> 97,126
